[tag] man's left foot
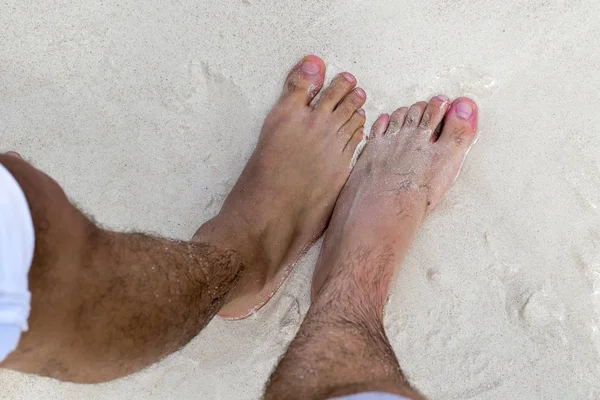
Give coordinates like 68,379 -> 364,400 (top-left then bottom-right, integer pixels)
194,56 -> 367,318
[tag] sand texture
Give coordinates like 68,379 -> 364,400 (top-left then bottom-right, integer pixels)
1,0 -> 600,399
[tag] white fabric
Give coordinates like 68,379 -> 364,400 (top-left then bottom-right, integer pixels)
0,163 -> 35,362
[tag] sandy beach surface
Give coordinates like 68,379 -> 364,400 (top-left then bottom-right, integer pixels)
1,0 -> 600,398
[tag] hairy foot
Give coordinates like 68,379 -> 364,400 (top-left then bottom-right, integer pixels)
311,96 -> 478,310
195,55 -> 367,318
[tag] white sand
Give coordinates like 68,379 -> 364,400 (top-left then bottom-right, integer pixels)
1,0 -> 600,398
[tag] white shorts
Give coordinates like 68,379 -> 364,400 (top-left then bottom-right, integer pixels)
0,163 -> 35,363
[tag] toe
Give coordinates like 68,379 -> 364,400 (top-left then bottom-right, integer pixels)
429,97 -> 478,207
435,97 -> 478,151
343,127 -> 365,156
419,95 -> 450,135
315,72 -> 357,113
5,151 -> 21,159
387,107 -> 409,135
333,88 -> 367,127
403,101 -> 428,128
339,109 -> 366,141
371,113 -> 390,138
281,55 -> 326,105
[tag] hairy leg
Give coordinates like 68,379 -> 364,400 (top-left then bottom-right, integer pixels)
265,97 -> 479,400
0,154 -> 245,383
265,245 -> 424,400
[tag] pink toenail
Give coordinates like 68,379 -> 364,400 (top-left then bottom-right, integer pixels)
5,151 -> 21,158
456,101 -> 473,119
355,88 -> 366,98
436,95 -> 449,102
342,72 -> 356,83
301,60 -> 320,75
358,109 -> 365,116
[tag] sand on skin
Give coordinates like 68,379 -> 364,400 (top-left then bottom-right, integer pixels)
1,0 -> 600,399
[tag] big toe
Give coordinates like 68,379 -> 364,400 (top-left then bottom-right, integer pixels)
281,55 -> 326,105
4,151 -> 21,159
436,97 -> 478,150
429,97 -> 478,207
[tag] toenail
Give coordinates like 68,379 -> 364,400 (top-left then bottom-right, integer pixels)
358,109 -> 365,116
342,72 -> 356,84
436,95 -> 449,103
5,151 -> 21,158
456,101 -> 473,119
301,60 -> 320,75
354,88 -> 366,98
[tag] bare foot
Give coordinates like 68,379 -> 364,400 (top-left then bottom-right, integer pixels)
194,56 -> 367,318
311,96 -> 478,309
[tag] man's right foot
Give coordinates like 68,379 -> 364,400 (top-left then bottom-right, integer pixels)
311,97 -> 479,311
194,56 -> 367,319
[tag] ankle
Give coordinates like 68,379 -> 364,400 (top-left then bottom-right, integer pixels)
195,199 -> 301,280
312,282 -> 387,329
313,254 -> 398,322
194,212 -> 254,259
195,208 -> 283,287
